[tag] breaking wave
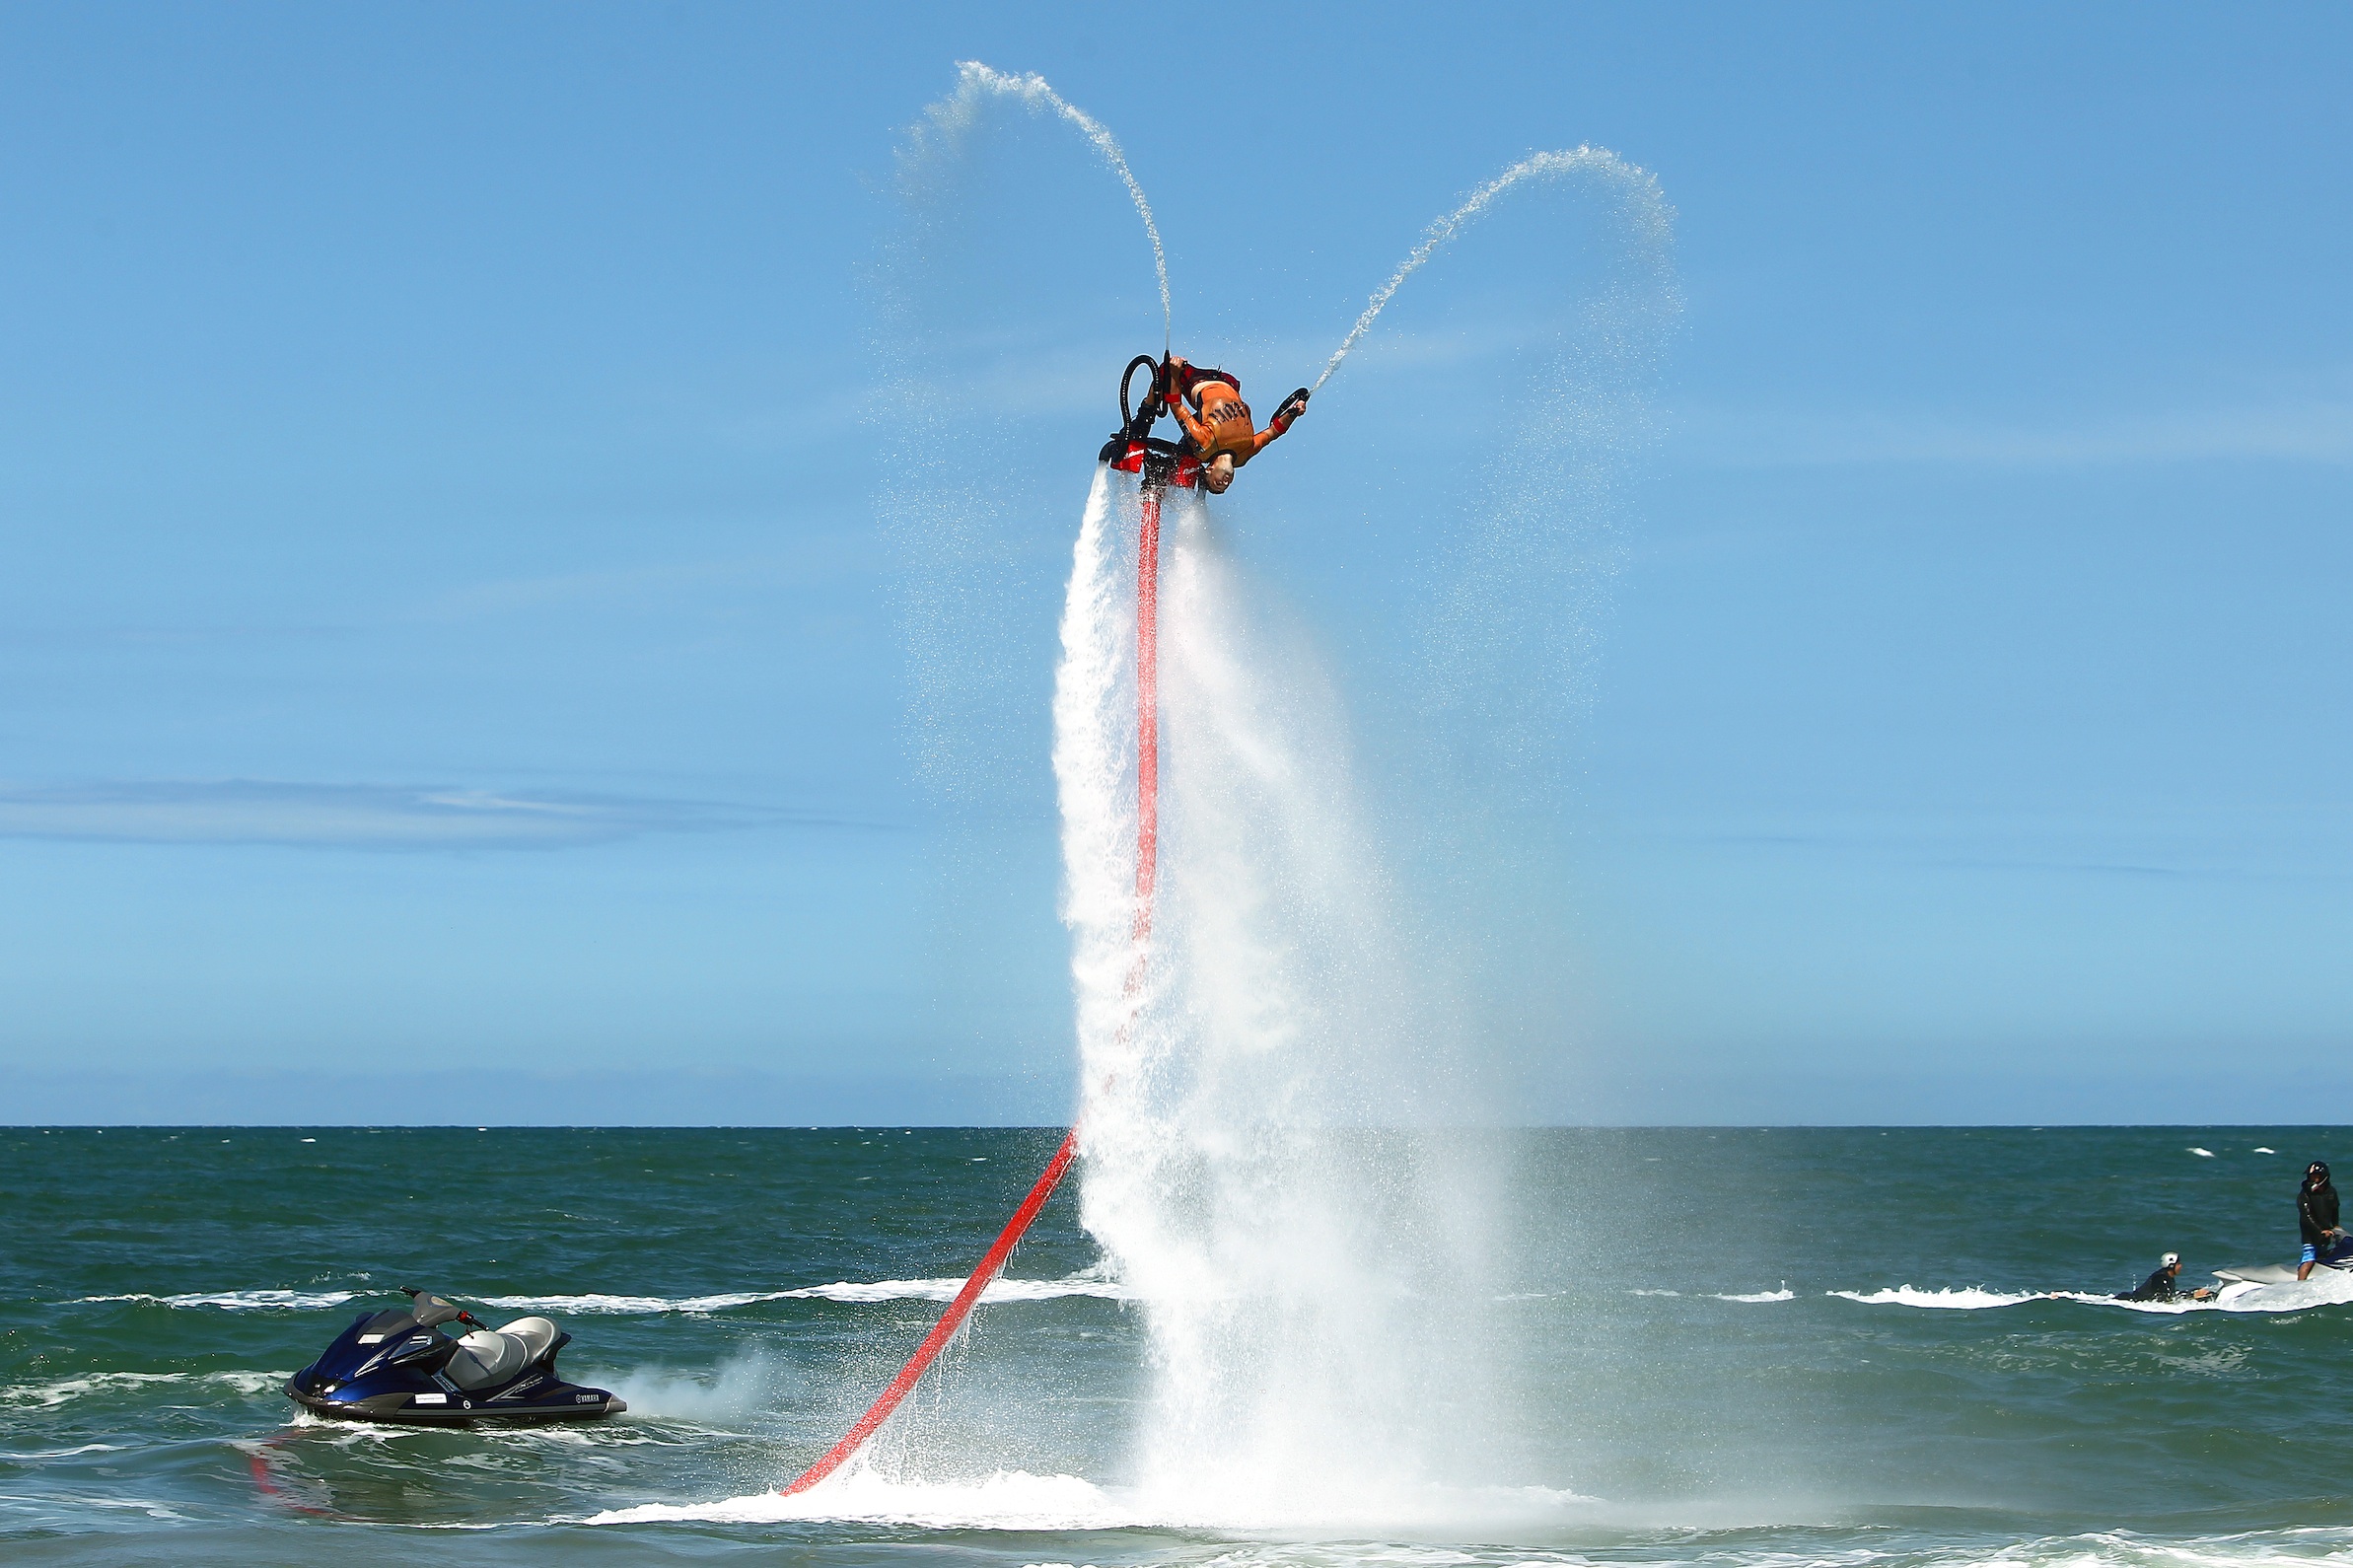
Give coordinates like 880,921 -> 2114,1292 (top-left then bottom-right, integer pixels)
76,1289 -> 360,1311
1832,1277 -> 2353,1315
65,1274 -> 1125,1319
1832,1286 -> 2046,1310
478,1273 -> 1128,1315
0,1370 -> 286,1409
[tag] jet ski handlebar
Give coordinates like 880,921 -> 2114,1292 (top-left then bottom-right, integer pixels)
398,1286 -> 482,1331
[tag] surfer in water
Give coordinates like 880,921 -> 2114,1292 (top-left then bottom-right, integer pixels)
2117,1252 -> 2213,1303
2297,1161 -> 2344,1280
1162,355 -> 1307,494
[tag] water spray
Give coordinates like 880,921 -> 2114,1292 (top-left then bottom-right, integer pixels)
933,62 -> 1174,354
1314,146 -> 1672,392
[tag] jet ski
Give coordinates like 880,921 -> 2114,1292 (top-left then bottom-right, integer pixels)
284,1287 -> 625,1426
2215,1237 -> 2353,1286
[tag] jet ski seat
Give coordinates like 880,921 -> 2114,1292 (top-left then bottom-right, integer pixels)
445,1316 -> 559,1390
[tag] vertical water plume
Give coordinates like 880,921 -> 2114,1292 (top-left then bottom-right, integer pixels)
1051,468 -> 1142,1085
914,61 -> 1174,350
1055,487 -> 1502,1522
1315,147 -> 1673,391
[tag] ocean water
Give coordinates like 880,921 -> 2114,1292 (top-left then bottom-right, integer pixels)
6,1124 -> 2352,1566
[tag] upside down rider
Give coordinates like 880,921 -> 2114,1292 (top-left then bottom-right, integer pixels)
1159,355 -> 1309,493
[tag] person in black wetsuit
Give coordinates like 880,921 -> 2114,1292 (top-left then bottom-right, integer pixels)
2298,1161 -> 2343,1280
2118,1251 -> 2212,1302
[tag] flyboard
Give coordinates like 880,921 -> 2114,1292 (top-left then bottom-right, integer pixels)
776,354 -> 1200,1497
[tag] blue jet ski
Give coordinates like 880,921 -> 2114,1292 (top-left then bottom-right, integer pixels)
284,1287 -> 625,1426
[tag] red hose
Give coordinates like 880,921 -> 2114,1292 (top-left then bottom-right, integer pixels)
779,478 -> 1164,1497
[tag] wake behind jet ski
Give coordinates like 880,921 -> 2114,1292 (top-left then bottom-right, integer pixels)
1100,353 -> 1308,493
284,1287 -> 624,1426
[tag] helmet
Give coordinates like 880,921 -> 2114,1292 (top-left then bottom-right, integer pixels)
2310,1161 -> 2332,1184
2161,1252 -> 2179,1269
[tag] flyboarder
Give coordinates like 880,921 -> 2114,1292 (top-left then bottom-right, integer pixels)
1160,355 -> 1308,493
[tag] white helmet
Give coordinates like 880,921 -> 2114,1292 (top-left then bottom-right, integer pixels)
2161,1252 -> 2180,1269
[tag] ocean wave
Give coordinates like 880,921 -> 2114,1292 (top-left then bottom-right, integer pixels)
1627,1288 -> 1796,1303
0,1371 -> 286,1409
64,1273 -> 1127,1320
1833,1276 -> 2353,1315
1832,1286 -> 2047,1310
76,1289 -> 360,1311
479,1274 -> 1130,1316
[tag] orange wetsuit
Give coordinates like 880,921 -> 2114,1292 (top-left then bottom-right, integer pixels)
1166,362 -> 1299,467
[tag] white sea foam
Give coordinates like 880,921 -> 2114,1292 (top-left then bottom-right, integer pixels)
74,1273 -> 1122,1320
1714,1288 -> 1797,1303
587,1465 -> 1600,1533
476,1274 -> 1125,1316
75,1289 -> 359,1311
0,1370 -> 286,1408
591,1469 -> 1136,1531
1832,1286 -> 2047,1310
1834,1275 -> 2353,1315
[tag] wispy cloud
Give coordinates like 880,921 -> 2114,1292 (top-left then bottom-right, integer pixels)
0,780 -> 853,850
1623,807 -> 2353,884
1673,398 -> 2353,469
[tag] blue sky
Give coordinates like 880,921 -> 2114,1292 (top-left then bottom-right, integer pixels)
2,4 -> 2347,1124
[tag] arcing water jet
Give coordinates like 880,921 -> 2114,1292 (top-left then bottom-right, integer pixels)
1316,145 -> 1674,392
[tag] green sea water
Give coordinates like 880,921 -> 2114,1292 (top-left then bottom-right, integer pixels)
6,1124 -> 2352,1566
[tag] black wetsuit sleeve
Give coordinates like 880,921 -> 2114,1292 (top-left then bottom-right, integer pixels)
2119,1268 -> 2175,1302
2302,1187 -> 2339,1247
